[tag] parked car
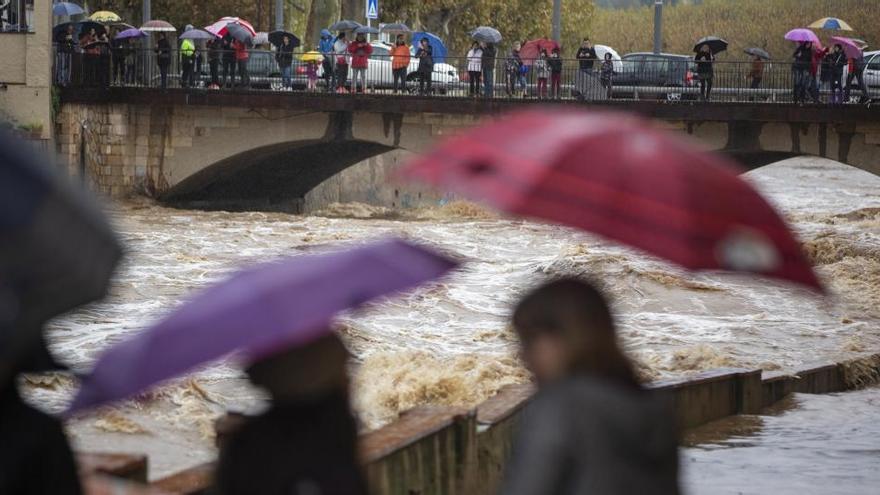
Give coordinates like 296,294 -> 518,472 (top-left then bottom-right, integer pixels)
614,52 -> 697,100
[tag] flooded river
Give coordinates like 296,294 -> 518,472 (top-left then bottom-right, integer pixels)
683,385 -> 880,494
26,157 -> 880,479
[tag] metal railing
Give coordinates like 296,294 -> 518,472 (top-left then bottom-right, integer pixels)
53,45 -> 879,104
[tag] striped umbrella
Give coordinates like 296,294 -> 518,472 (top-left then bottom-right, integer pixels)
205,17 -> 256,38
140,20 -> 176,32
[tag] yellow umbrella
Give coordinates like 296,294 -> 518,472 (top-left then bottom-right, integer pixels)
89,11 -> 122,23
808,17 -> 853,31
301,51 -> 324,63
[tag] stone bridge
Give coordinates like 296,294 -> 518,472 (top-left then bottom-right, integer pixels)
56,88 -> 880,211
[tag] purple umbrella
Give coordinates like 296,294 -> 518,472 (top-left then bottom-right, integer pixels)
830,36 -> 864,60
785,28 -> 821,46
68,238 -> 458,413
114,28 -> 146,40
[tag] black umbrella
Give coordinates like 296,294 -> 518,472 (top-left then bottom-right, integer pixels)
694,36 -> 728,54
469,26 -> 502,44
744,47 -> 771,60
268,30 -> 301,48
0,130 -> 121,383
77,20 -> 106,37
380,22 -> 411,34
355,26 -> 380,35
226,22 -> 254,45
53,22 -> 77,41
328,19 -> 361,31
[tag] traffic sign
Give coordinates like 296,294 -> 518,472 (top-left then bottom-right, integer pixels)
366,0 -> 378,20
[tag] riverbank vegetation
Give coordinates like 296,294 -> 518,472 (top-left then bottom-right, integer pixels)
591,0 -> 878,60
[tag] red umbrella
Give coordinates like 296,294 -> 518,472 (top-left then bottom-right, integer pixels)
400,109 -> 822,291
521,38 -> 560,66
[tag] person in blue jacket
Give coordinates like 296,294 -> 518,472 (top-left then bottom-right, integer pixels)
319,29 -> 335,92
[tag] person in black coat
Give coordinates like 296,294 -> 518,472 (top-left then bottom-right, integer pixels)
480,41 -> 497,97
222,36 -> 236,88
216,333 -> 368,495
155,33 -> 172,89
500,278 -> 680,495
415,38 -> 434,95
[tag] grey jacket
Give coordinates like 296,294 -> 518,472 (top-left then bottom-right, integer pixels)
500,376 -> 680,495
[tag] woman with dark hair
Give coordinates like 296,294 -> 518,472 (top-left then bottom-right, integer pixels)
501,277 -> 680,495
415,37 -> 434,95
216,333 -> 368,495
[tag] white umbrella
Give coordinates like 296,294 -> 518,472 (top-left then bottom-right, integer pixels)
595,44 -> 623,73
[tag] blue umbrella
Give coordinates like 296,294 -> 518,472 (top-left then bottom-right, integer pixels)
114,27 -> 147,40
411,31 -> 447,64
469,26 -> 502,44
53,2 -> 84,16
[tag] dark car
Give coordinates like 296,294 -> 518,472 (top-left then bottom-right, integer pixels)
615,52 -> 697,100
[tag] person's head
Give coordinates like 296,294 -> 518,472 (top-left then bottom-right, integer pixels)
338,32 -> 346,40
551,47 -> 560,57
513,41 -> 521,51
512,278 -> 639,387
356,32 -> 365,42
321,29 -> 330,40
246,332 -> 350,403
89,27 -> 96,36
803,41 -> 812,49
421,37 -> 429,47
282,35 -> 289,45
159,33 -> 166,40
479,40 -> 487,49
471,41 -> 479,50
539,49 -> 547,59
396,34 -> 404,45
701,44 -> 710,53
834,43 -> 843,53
66,24 -> 74,34
604,52 -> 612,61
583,38 -> 591,48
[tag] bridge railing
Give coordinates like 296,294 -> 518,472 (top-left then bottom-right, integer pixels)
53,45 -> 878,104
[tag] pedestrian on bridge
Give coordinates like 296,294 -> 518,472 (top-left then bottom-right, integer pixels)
829,44 -> 847,104
576,38 -> 597,72
808,45 -> 829,103
155,32 -> 171,89
505,41 -> 525,97
535,50 -> 549,99
481,41 -> 496,98
694,44 -> 714,101
333,32 -> 350,93
792,41 -> 813,104
466,41 -> 482,97
222,36 -> 236,88
180,36 -> 196,89
207,37 -> 222,88
549,48 -> 563,99
600,52 -> 614,99
233,39 -> 250,88
319,29 -> 335,92
391,34 -> 411,93
416,37 -> 434,95
501,278 -> 681,495
348,32 -> 372,93
276,35 -> 295,90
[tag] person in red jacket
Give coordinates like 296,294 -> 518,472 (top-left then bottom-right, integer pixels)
233,39 -> 250,88
808,45 -> 829,103
348,33 -> 373,93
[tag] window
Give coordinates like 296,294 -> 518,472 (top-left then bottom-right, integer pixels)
866,55 -> 880,71
0,0 -> 33,33
371,45 -> 390,59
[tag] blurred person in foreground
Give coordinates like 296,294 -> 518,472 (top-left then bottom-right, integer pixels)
216,332 -> 367,495
500,278 -> 680,495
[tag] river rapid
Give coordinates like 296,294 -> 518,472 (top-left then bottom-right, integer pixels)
24,157 -> 880,479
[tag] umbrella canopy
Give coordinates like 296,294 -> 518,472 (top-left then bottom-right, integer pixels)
67,237 -> 458,413
469,26 -> 502,44
301,51 -> 324,63
76,20 -> 106,37
268,30 -> 301,48
225,22 -> 254,44
114,28 -> 146,40
89,11 -> 121,23
694,36 -> 728,54
52,2 -> 84,16
744,47 -> 771,60
830,36 -> 864,60
205,17 -> 256,38
140,20 -> 176,32
179,28 -> 217,41
0,129 -> 121,383
851,38 -> 869,49
400,109 -> 822,291
520,38 -> 560,65
785,28 -> 821,46
411,32 -> 447,64
328,19 -> 361,31
595,44 -> 623,72
809,17 -> 853,31
380,22 -> 411,34
355,25 -> 380,35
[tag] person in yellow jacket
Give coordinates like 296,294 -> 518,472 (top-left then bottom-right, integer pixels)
391,34 -> 411,93
180,36 -> 196,88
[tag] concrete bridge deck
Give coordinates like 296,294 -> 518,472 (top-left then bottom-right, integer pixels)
57,88 -> 880,209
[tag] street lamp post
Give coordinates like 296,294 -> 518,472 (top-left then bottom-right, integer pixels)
653,0 -> 663,54
142,0 -> 150,24
275,0 -> 284,31
552,0 -> 561,42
